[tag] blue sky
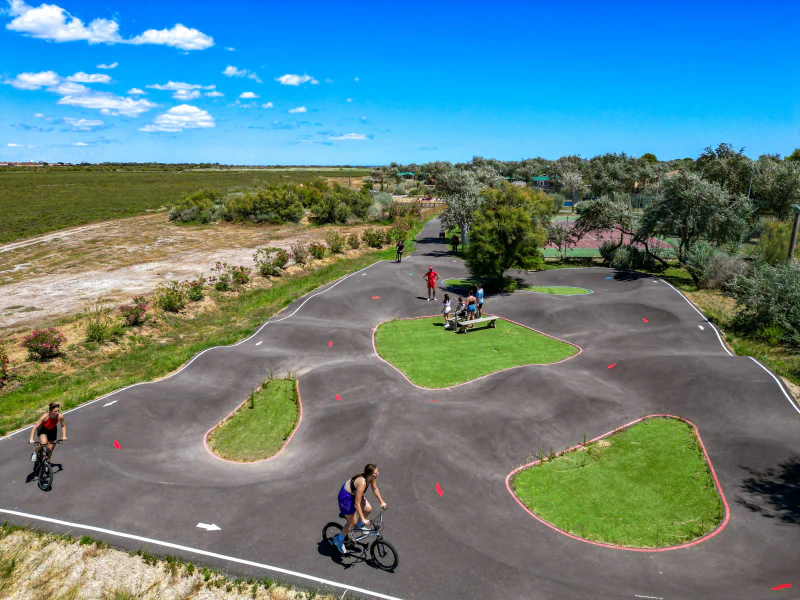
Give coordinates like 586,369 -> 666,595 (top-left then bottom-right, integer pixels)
1,0 -> 797,165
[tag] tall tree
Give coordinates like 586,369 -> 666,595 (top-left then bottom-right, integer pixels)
752,157 -> 800,220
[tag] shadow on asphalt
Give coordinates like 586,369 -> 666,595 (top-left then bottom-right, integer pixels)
736,456 -> 800,525
316,541 -> 387,572
416,236 -> 453,257
612,270 -> 656,282
24,463 -> 63,488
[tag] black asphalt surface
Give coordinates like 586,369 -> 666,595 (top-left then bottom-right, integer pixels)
1,218 -> 799,600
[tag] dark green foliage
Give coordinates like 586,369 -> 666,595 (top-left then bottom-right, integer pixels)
308,242 -> 326,260
731,261 -> 800,347
154,282 -> 188,313
361,228 -> 385,248
290,241 -> 309,265
309,184 -> 372,224
187,276 -> 206,301
168,189 -> 222,223
756,218 -> 795,265
221,188 -> 304,224
684,242 -> 747,289
465,185 -> 551,288
323,230 -> 346,254
347,232 -> 360,249
254,247 -> 288,277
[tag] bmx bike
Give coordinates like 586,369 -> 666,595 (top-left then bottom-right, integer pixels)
30,439 -> 64,491
322,506 -> 399,571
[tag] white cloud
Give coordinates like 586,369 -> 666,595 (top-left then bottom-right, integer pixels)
7,143 -> 23,147
66,72 -> 111,83
275,74 -> 313,86
225,46 -> 235,52
174,89 -> 201,100
6,1 -> 213,50
5,70 -> 60,90
324,78 -> 334,84
140,104 -> 214,132
58,92 -> 157,116
361,116 -> 367,121
127,88 -> 145,95
239,91 -> 258,99
63,117 -> 104,130
223,65 -> 246,77
48,81 -> 89,95
346,98 -> 352,102
33,112 -> 45,117
73,141 -> 88,146
329,133 -> 367,140
310,78 -> 319,84
129,24 -> 213,50
354,77 -> 359,82
206,91 -> 223,97
247,73 -> 262,83
262,102 -> 273,109
288,106 -> 307,113
97,62 -> 118,69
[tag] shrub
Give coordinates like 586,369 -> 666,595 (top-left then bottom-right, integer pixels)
323,230 -> 346,254
20,327 -> 67,360
361,227 -> 385,248
685,242 -> 748,290
388,201 -> 423,221
309,185 -> 372,225
168,189 -> 222,223
599,240 -> 618,263
155,281 -> 188,313
347,233 -> 361,249
394,185 -> 406,195
308,241 -> 326,260
756,218 -> 794,265
118,296 -> 148,326
290,241 -> 309,265
230,265 -> 251,286
731,261 -> 800,347
603,243 -> 660,271
254,247 -> 289,277
0,341 -> 10,385
187,276 -> 206,301
83,305 -> 124,344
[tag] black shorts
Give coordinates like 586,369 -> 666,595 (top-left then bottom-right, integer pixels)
478,302 -> 483,309
36,426 -> 57,442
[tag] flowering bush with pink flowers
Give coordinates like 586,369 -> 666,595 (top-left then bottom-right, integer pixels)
118,296 -> 149,327
20,327 -> 67,360
0,340 -> 11,384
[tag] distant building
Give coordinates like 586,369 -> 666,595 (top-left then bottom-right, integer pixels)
531,175 -> 554,190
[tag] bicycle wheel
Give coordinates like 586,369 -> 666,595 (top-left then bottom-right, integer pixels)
38,461 -> 52,491
370,539 -> 399,571
322,522 -> 342,543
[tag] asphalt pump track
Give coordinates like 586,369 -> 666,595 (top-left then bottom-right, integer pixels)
1,219 -> 798,600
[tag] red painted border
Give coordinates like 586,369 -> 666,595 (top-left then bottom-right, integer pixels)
505,414 -> 731,552
203,379 -> 304,465
372,314 -> 583,391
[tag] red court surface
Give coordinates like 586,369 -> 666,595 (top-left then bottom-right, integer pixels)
548,221 -> 673,251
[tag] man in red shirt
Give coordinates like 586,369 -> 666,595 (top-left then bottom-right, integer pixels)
423,266 -> 439,301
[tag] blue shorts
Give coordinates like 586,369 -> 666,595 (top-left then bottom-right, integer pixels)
338,484 -> 361,516
467,305 -> 476,313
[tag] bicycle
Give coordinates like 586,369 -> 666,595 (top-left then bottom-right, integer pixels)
30,439 -> 64,491
322,507 -> 399,571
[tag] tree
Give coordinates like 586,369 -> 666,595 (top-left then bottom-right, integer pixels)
638,172 -> 753,263
641,153 -> 658,163
785,148 -> 800,162
438,168 -> 482,250
546,221 -> 578,261
752,158 -> 800,220
692,143 -> 753,196
560,170 -> 587,207
465,185 -> 551,289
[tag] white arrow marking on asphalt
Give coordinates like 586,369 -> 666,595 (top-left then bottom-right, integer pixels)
698,325 -> 705,330
255,341 -> 262,346
197,523 -> 221,531
103,401 -> 117,407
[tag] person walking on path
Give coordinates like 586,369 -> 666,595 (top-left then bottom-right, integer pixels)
395,240 -> 405,263
476,284 -> 485,317
442,293 -> 451,325
423,266 -> 439,301
466,290 -> 478,328
450,234 -> 460,255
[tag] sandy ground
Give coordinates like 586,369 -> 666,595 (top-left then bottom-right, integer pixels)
0,211 -> 375,333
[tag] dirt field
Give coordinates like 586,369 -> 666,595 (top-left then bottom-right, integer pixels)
0,211 -> 376,334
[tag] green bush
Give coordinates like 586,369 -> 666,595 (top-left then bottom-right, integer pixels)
309,185 -> 372,225
230,265 -> 251,286
187,275 -> 206,301
118,296 -> 148,326
168,189 -> 222,223
323,230 -> 346,254
290,241 -> 309,265
347,233 -> 360,249
155,282 -> 188,313
308,241 -> 326,260
732,261 -> 800,347
756,218 -> 794,265
83,305 -> 124,344
603,244 -> 660,271
254,247 -> 289,277
361,228 -> 385,248
685,242 -> 748,289
599,240 -> 618,262
0,341 -> 11,384
222,188 -> 304,224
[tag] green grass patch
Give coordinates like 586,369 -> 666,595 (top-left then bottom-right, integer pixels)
542,247 -> 601,258
374,317 -> 578,388
442,278 -> 479,289
510,417 -> 724,548
523,286 -> 592,295
0,219 -> 430,436
207,379 -> 299,462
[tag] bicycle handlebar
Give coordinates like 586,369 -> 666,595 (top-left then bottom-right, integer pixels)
30,440 -> 65,445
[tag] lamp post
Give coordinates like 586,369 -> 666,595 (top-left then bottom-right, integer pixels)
788,204 -> 800,263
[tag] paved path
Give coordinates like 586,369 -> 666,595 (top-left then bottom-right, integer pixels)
1,219 -> 798,600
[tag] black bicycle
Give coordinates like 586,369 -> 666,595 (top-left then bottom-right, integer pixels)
322,507 -> 399,571
30,440 -> 64,491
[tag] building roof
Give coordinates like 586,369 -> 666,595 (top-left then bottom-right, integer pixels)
397,171 -> 415,176
531,175 -> 550,181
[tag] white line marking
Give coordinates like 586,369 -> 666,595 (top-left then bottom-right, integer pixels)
0,508 -> 404,600
196,522 -> 221,531
698,325 -> 704,330
0,260 -> 382,442
659,279 -> 732,356
634,595 -> 663,599
255,341 -> 262,346
103,401 -> 117,407
748,357 -> 800,415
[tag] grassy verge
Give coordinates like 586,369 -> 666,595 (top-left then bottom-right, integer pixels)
442,278 -> 478,289
374,316 -> 578,388
510,417 -> 724,548
523,286 -> 592,295
0,218 -> 433,436
0,522 -> 334,599
207,379 -> 299,462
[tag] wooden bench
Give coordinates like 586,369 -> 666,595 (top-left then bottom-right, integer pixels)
447,314 -> 498,333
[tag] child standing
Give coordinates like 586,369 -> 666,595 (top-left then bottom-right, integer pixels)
442,294 -> 451,324
476,284 -> 485,317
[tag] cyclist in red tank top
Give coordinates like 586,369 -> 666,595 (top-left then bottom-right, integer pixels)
29,402 -> 67,460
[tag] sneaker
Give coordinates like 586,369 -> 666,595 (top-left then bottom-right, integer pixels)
355,521 -> 371,532
333,533 -> 347,554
